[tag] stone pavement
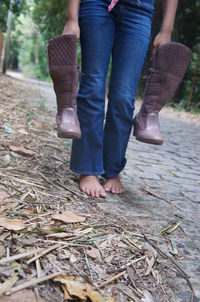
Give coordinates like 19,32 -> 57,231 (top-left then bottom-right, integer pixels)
99,110 -> 200,301
7,73 -> 200,301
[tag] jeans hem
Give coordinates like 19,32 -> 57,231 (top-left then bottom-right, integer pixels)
70,167 -> 105,176
103,170 -> 123,179
103,173 -> 120,179
103,162 -> 126,179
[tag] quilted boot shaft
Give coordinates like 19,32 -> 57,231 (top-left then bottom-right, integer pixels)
47,34 -> 81,139
134,42 -> 192,145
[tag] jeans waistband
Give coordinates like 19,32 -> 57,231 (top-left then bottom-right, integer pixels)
120,0 -> 154,13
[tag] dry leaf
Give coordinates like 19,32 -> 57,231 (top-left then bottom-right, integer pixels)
152,270 -> 160,286
0,289 -> 43,302
54,275 -> 114,302
145,257 -> 155,276
9,145 -> 39,157
52,211 -> 86,224
0,273 -> 18,296
17,128 -> 29,135
59,250 -> 71,260
141,290 -> 154,302
23,209 -> 37,214
87,247 -> 102,260
0,154 -> 11,166
161,221 -> 181,235
0,191 -> 12,205
0,261 -> 21,295
168,239 -> 178,255
69,254 -> 78,264
0,231 -> 11,241
104,254 -> 114,264
0,217 -> 26,231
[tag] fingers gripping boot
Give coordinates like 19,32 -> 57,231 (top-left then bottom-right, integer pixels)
133,42 -> 192,145
47,35 -> 81,139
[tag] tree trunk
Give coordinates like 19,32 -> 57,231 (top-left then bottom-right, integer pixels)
2,0 -> 14,74
0,32 -> 3,67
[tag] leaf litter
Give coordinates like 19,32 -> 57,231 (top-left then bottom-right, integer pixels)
0,75 -> 195,302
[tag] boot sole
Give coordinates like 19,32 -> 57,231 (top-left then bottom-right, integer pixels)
133,122 -> 163,145
57,132 -> 81,139
135,136 -> 163,145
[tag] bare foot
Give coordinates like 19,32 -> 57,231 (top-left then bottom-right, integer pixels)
80,176 -> 106,198
104,175 -> 124,194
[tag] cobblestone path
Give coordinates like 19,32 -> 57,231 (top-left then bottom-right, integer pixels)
100,111 -> 200,301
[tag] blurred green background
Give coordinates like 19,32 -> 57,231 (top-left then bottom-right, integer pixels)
0,0 -> 199,112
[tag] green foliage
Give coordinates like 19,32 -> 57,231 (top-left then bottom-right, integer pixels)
4,0 -> 200,111
37,97 -> 47,112
0,0 -> 28,31
26,111 -> 34,123
0,0 -> 10,31
137,0 -> 200,111
32,0 -> 67,42
15,0 -> 67,79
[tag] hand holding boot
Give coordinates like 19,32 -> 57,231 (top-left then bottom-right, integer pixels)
133,0 -> 192,145
46,0 -> 81,139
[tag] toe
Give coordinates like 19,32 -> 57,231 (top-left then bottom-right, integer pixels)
85,189 -> 90,196
80,186 -> 86,193
90,189 -> 95,197
100,190 -> 106,198
111,186 -> 116,194
95,190 -> 100,198
116,187 -> 120,194
104,186 -> 110,192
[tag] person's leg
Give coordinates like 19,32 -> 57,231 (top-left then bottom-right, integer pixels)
103,2 -> 153,193
70,0 -> 115,197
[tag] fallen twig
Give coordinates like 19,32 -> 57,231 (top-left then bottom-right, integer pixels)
143,233 -> 195,302
36,238 -> 90,247
108,256 -> 146,274
0,249 -> 39,265
27,243 -> 61,264
126,267 -> 143,298
36,258 -> 42,278
55,180 -> 82,197
5,272 -> 63,295
121,287 -> 140,302
0,172 -> 47,189
123,234 -> 142,250
98,270 -> 126,289
138,186 -> 181,210
83,248 -> 93,278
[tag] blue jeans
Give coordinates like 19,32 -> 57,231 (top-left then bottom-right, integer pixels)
70,0 -> 153,178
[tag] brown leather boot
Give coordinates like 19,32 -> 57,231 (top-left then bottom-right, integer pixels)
133,42 -> 192,145
47,34 -> 81,139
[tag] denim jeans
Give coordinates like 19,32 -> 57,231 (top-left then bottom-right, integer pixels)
70,0 -> 153,178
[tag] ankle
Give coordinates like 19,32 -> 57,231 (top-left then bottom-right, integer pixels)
80,175 -> 97,180
105,174 -> 120,180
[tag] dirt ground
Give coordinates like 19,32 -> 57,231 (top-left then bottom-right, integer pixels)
0,74 -> 198,302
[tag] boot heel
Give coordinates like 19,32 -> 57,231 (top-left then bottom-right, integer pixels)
57,130 -> 81,140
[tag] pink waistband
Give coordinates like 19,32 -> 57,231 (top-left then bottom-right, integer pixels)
108,0 -> 119,12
